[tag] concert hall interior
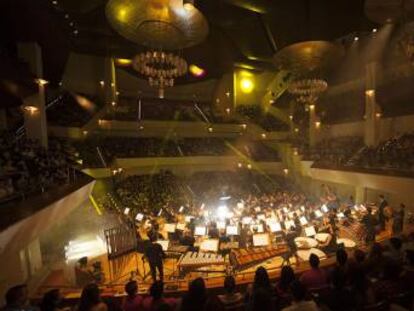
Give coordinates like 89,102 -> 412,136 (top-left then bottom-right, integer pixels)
2,0 -> 414,311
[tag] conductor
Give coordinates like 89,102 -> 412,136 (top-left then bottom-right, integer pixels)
144,238 -> 165,282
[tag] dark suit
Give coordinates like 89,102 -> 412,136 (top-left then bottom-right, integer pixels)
378,199 -> 388,230
144,242 -> 165,281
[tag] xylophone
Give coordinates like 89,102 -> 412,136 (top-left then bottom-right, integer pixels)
178,252 -> 226,275
230,245 -> 288,271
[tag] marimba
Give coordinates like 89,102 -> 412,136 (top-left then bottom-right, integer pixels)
230,245 -> 289,271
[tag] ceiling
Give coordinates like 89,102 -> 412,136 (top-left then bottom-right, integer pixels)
0,0 -> 377,85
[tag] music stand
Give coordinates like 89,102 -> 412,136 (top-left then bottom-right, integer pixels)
253,233 -> 270,247
226,226 -> 239,236
200,239 -> 219,252
195,226 -> 207,236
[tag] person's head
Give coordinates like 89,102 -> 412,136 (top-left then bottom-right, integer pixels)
336,248 -> 348,266
279,266 -> 295,289
223,276 -> 236,294
379,195 -> 384,200
389,237 -> 402,251
150,281 -> 164,300
40,289 -> 62,311
5,284 -> 28,307
125,280 -> 138,298
254,267 -> 270,290
290,281 -> 307,302
78,283 -> 101,311
354,249 -> 366,263
309,254 -> 320,269
187,278 -> 206,302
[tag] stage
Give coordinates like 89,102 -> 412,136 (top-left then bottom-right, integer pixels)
35,226 -> 394,301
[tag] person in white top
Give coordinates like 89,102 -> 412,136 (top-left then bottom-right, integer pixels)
282,281 -> 319,311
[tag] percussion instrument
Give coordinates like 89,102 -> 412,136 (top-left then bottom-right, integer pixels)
294,237 -> 318,249
230,245 -> 289,271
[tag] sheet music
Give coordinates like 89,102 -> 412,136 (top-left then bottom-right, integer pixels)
200,239 -> 219,252
253,233 -> 270,246
195,226 -> 206,236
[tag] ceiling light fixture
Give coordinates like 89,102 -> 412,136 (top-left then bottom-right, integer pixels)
354,36 -> 359,41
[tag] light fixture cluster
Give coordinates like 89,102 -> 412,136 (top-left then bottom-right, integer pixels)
133,51 -> 188,98
288,79 -> 328,103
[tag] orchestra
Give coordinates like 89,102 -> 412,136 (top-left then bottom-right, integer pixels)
133,187 -> 379,279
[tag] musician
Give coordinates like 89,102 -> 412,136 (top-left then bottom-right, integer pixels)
180,229 -> 196,250
378,195 -> 388,230
144,238 -> 166,281
208,222 -> 219,239
285,226 -> 299,263
147,222 -> 164,241
361,207 -> 376,245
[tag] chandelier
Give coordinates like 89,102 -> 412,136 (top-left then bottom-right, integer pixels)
287,79 -> 328,103
133,51 -> 188,98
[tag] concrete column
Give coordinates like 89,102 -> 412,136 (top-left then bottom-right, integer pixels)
23,81 -> 48,148
309,104 -> 317,147
355,186 -> 367,204
104,57 -> 117,106
18,43 -> 48,148
364,63 -> 380,147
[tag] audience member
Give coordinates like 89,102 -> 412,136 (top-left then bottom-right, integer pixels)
180,278 -> 210,311
1,284 -> 37,311
39,289 -> 65,311
142,282 -> 176,311
123,281 -> 143,311
299,254 -> 328,289
77,283 -> 107,311
324,270 -> 356,311
275,266 -> 295,301
217,276 -> 243,307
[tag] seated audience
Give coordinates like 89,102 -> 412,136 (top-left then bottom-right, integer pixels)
249,288 -> 274,311
401,249 -> 414,290
281,281 -> 318,311
142,282 -> 176,311
299,254 -> 328,289
77,283 -> 107,311
123,281 -> 143,311
217,276 -> 244,307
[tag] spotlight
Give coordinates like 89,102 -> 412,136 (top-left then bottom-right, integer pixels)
73,30 -> 79,35
99,80 -> 105,86
69,22 -> 74,27
372,28 -> 377,33
64,14 -> 69,19
354,36 -> 359,42
52,0 -> 58,5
